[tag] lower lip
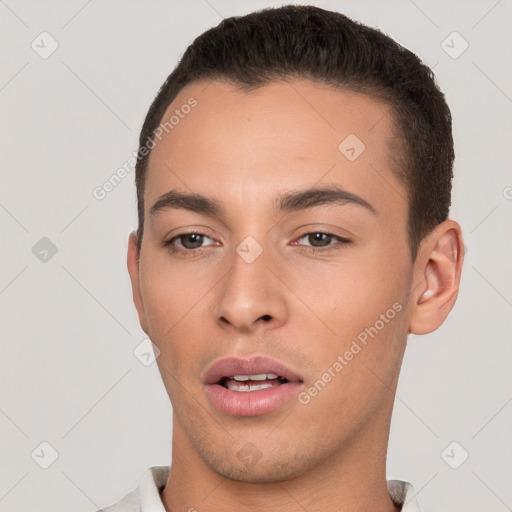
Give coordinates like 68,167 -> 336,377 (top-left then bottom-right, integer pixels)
204,381 -> 303,416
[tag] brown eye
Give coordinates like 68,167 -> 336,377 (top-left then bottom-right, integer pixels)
306,232 -> 334,247
164,233 -> 211,254
295,232 -> 351,253
176,233 -> 207,249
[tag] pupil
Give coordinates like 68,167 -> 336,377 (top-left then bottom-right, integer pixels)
182,233 -> 203,249
309,233 -> 331,247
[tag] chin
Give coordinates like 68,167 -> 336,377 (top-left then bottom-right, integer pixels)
196,441 -> 316,484
210,460 -> 305,484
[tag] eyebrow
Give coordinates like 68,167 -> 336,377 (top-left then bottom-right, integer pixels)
149,186 -> 376,217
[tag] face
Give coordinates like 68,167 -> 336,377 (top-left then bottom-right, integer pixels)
129,79 -> 415,482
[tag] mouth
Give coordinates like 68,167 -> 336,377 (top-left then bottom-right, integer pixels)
203,356 -> 304,417
219,373 -> 289,392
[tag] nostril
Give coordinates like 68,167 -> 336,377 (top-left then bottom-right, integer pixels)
260,314 -> 272,322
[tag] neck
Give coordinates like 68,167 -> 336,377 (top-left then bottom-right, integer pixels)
160,398 -> 400,512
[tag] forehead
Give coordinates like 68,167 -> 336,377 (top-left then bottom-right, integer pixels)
145,79 -> 406,218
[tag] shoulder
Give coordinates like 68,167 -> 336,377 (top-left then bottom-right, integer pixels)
95,466 -> 170,512
387,479 -> 421,511
97,488 -> 141,512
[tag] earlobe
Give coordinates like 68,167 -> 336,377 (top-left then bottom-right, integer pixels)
409,220 -> 464,335
127,231 -> 149,335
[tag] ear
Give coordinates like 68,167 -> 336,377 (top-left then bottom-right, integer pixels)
127,231 -> 149,335
409,220 -> 464,335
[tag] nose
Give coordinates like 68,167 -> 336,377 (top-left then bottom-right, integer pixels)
214,244 -> 289,332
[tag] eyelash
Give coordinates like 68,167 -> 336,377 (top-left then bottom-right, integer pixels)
163,231 -> 351,256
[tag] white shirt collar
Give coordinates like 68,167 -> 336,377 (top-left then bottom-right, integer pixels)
100,466 -> 422,511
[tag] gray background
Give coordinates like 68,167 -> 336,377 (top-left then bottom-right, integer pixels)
1,0 -> 511,511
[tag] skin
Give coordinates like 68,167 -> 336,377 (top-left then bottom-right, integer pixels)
127,79 -> 464,512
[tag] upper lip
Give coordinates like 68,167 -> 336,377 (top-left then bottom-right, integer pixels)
203,355 -> 303,385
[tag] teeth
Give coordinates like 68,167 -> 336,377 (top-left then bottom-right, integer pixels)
233,373 -> 279,381
226,374 -> 284,390
226,381 -> 277,392
249,373 -> 268,381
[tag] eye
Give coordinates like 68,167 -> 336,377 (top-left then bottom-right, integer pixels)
164,232 -> 217,254
163,230 -> 350,257
294,231 -> 351,253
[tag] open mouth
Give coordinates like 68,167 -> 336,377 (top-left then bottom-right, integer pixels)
219,373 -> 289,392
203,356 -> 304,416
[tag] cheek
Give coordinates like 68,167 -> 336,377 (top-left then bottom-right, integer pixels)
293,285 -> 408,428
285,242 -> 410,362
139,261 -> 209,358
292,257 -> 403,322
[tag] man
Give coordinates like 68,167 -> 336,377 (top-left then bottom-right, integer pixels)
101,4 -> 464,511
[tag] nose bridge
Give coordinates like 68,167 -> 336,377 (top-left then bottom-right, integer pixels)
215,237 -> 287,330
